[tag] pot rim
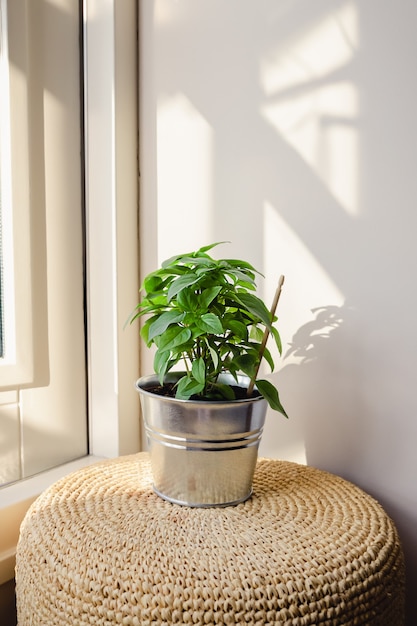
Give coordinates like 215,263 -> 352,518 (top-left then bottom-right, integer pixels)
135,372 -> 266,406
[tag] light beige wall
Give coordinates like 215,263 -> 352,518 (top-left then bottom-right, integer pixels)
139,1 -> 417,621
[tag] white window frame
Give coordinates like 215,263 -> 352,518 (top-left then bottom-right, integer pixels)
0,0 -> 140,585
84,0 -> 140,459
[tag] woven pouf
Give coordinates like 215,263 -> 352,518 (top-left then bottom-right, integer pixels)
15,453 -> 405,625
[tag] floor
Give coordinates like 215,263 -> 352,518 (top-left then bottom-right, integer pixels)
0,579 -> 17,626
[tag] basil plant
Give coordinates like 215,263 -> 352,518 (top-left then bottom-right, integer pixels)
131,242 -> 287,416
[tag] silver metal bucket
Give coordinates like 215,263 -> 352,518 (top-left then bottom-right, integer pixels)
135,372 -> 267,507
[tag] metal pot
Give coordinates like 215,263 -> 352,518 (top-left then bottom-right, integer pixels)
135,372 -> 267,507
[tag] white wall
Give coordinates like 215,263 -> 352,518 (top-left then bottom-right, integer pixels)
139,1 -> 417,620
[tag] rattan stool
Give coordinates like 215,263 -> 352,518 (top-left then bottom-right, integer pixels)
15,453 -> 405,625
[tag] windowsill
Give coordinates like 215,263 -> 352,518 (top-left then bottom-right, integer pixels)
0,454 -> 105,585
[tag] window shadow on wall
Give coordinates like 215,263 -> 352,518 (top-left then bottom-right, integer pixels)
150,1 -> 417,620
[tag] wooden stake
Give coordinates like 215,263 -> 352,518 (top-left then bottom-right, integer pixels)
247,275 -> 285,396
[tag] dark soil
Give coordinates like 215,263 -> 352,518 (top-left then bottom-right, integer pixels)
145,383 -> 261,402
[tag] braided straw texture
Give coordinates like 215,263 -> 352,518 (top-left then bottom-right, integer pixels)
16,454 -> 405,626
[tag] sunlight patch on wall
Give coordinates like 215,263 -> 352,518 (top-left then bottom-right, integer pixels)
155,0 -> 183,25
157,93 -> 213,259
260,3 -> 359,217
263,201 -> 344,366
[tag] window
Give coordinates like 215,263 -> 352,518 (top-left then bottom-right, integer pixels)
0,0 -> 140,586
0,0 -> 87,485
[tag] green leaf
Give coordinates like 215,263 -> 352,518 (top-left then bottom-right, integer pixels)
177,288 -> 199,312
222,258 -> 259,274
141,293 -> 168,309
147,310 -> 185,341
210,382 -> 236,400
153,349 -> 172,383
134,297 -> 165,316
190,325 -> 206,340
175,376 -> 205,399
255,379 -> 288,417
161,242 -> 227,270
161,252 -> 192,268
228,320 -> 248,340
234,353 -> 257,378
224,268 -> 257,285
235,280 -> 256,291
199,286 -> 222,310
192,358 -> 206,385
249,325 -> 264,342
142,273 -> 163,294
205,339 -> 219,370
221,342 -> 241,360
173,255 -> 214,267
196,313 -> 223,334
261,345 -> 275,372
234,293 -> 273,328
167,274 -> 201,301
140,317 -> 155,344
197,241 -> 229,254
157,325 -> 191,352
271,326 -> 283,355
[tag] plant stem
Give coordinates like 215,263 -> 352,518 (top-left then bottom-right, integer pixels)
247,275 -> 285,397
183,354 -> 190,374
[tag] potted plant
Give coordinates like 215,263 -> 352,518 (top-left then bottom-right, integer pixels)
131,242 -> 287,507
